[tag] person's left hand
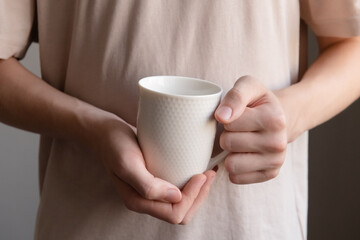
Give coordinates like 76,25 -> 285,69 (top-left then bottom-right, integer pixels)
215,76 -> 287,184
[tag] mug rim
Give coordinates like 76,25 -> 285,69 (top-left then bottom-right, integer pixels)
138,75 -> 223,98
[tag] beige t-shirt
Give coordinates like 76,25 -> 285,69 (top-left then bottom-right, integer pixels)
1,1 -> 360,239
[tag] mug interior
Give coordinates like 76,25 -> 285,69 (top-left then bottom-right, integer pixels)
139,76 -> 222,97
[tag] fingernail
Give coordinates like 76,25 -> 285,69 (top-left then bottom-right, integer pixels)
165,188 -> 180,202
216,106 -> 232,121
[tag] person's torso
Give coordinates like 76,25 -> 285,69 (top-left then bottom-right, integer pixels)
35,1 -> 307,240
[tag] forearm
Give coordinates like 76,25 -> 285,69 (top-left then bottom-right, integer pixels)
276,37 -> 360,142
0,57 -> 117,145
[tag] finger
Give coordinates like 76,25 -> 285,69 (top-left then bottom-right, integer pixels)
180,170 -> 217,225
113,176 -> 176,223
220,131 -> 287,153
228,169 -> 281,184
116,158 -> 181,203
215,76 -> 267,124
220,131 -> 262,152
114,173 -> 207,224
225,100 -> 286,133
116,137 -> 182,203
113,175 -> 176,221
155,173 -> 207,224
223,107 -> 262,132
172,174 -> 207,221
224,152 -> 285,176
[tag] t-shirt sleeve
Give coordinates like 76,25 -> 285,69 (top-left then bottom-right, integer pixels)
300,0 -> 360,37
0,0 -> 37,60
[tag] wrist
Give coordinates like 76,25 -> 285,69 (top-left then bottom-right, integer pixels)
68,99 -> 114,148
77,102 -> 134,153
273,86 -> 305,143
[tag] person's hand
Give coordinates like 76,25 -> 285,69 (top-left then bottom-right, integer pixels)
215,76 -> 287,184
91,116 -> 216,224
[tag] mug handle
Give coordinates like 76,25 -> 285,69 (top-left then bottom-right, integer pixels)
207,151 -> 229,171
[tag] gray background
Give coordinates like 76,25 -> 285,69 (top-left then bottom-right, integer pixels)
0,44 -> 40,240
0,32 -> 359,239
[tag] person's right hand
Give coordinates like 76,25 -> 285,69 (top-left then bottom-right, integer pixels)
91,115 -> 216,224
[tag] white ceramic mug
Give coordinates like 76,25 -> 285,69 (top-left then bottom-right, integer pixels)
137,76 -> 228,188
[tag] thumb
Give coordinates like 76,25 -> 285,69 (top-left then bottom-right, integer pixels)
215,76 -> 266,124
119,157 -> 182,203
112,126 -> 182,203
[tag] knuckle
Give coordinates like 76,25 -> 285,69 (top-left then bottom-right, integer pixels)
141,179 -> 155,200
262,169 -> 280,180
180,218 -> 190,225
236,75 -> 255,86
226,88 -> 244,104
224,155 -> 236,175
169,213 -> 183,225
115,168 -> 128,182
112,160 -> 127,179
229,174 -> 240,184
123,197 -> 139,212
265,112 -> 286,131
223,123 -> 233,131
269,155 -> 285,169
229,174 -> 248,184
235,75 -> 264,91
266,135 -> 287,153
115,154 -> 142,180
219,132 -> 232,151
